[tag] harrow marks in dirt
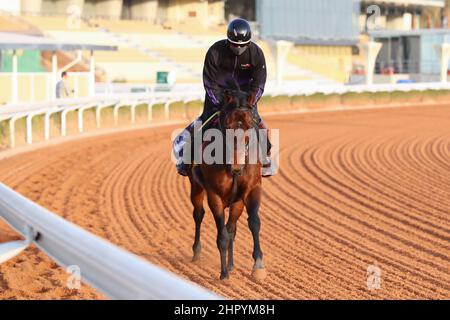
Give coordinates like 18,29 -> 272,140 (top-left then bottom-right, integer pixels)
0,105 -> 449,299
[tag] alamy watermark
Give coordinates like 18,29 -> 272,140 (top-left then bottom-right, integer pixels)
66,4 -> 82,30
366,4 -> 381,31
171,121 -> 280,172
367,263 -> 382,290
66,265 -> 81,290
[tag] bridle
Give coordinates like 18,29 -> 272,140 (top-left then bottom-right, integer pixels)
218,101 -> 254,177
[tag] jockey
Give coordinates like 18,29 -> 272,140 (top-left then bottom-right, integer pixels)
173,18 -> 273,177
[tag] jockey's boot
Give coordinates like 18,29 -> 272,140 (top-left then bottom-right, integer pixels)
176,159 -> 189,177
174,120 -> 197,177
258,120 -> 275,178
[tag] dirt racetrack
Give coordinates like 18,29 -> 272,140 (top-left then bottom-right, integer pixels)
0,105 -> 449,299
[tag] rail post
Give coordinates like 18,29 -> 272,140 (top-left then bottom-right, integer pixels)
78,103 -> 97,133
164,99 -> 179,120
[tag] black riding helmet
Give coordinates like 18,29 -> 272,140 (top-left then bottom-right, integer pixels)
227,18 -> 251,56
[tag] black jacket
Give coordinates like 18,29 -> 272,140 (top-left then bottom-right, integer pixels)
201,39 -> 267,121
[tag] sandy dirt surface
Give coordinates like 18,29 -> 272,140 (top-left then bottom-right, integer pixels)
0,105 -> 449,299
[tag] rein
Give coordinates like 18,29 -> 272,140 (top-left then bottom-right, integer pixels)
198,111 -> 221,131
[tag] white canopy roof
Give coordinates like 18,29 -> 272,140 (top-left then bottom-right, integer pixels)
0,32 -> 117,51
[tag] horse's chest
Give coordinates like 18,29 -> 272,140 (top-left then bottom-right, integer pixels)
226,176 -> 251,201
202,167 -> 260,205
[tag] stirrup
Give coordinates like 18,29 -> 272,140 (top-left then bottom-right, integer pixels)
262,166 -> 275,177
261,157 -> 275,177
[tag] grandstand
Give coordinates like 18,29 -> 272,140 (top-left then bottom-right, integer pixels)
21,13 -> 337,85
1,0 -> 370,104
1,1 -> 448,97
0,14 -> 338,103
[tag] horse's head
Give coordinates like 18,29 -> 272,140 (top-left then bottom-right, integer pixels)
220,78 -> 255,131
219,84 -> 256,174
221,90 -> 254,131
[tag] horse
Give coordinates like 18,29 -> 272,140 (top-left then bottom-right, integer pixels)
187,87 -> 267,281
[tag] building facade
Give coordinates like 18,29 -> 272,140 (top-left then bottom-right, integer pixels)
371,29 -> 450,78
256,0 -> 360,45
2,0 -> 226,25
360,0 -> 445,32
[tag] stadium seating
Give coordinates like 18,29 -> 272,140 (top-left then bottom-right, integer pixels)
287,45 -> 353,83
22,14 -> 92,32
0,13 -> 41,34
2,14 -> 341,86
89,18 -> 171,34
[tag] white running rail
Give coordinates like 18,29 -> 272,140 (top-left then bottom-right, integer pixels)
1,82 -> 450,148
0,183 -> 221,300
0,91 -> 205,148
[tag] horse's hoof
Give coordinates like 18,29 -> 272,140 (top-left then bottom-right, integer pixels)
227,263 -> 234,272
220,271 -> 229,280
192,253 -> 201,262
252,267 -> 267,281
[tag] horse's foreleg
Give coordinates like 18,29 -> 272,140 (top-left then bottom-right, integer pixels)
208,193 -> 229,280
190,179 -> 205,262
192,207 -> 205,261
246,186 -> 267,280
227,200 -> 244,271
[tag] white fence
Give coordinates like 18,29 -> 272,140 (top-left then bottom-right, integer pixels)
0,72 -> 91,103
95,80 -> 450,96
0,182 -> 221,300
1,81 -> 450,299
0,91 -> 205,148
2,81 -> 450,148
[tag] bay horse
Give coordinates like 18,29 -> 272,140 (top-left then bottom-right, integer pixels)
187,87 -> 267,281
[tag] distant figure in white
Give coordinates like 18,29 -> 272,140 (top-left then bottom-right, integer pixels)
56,71 -> 73,99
